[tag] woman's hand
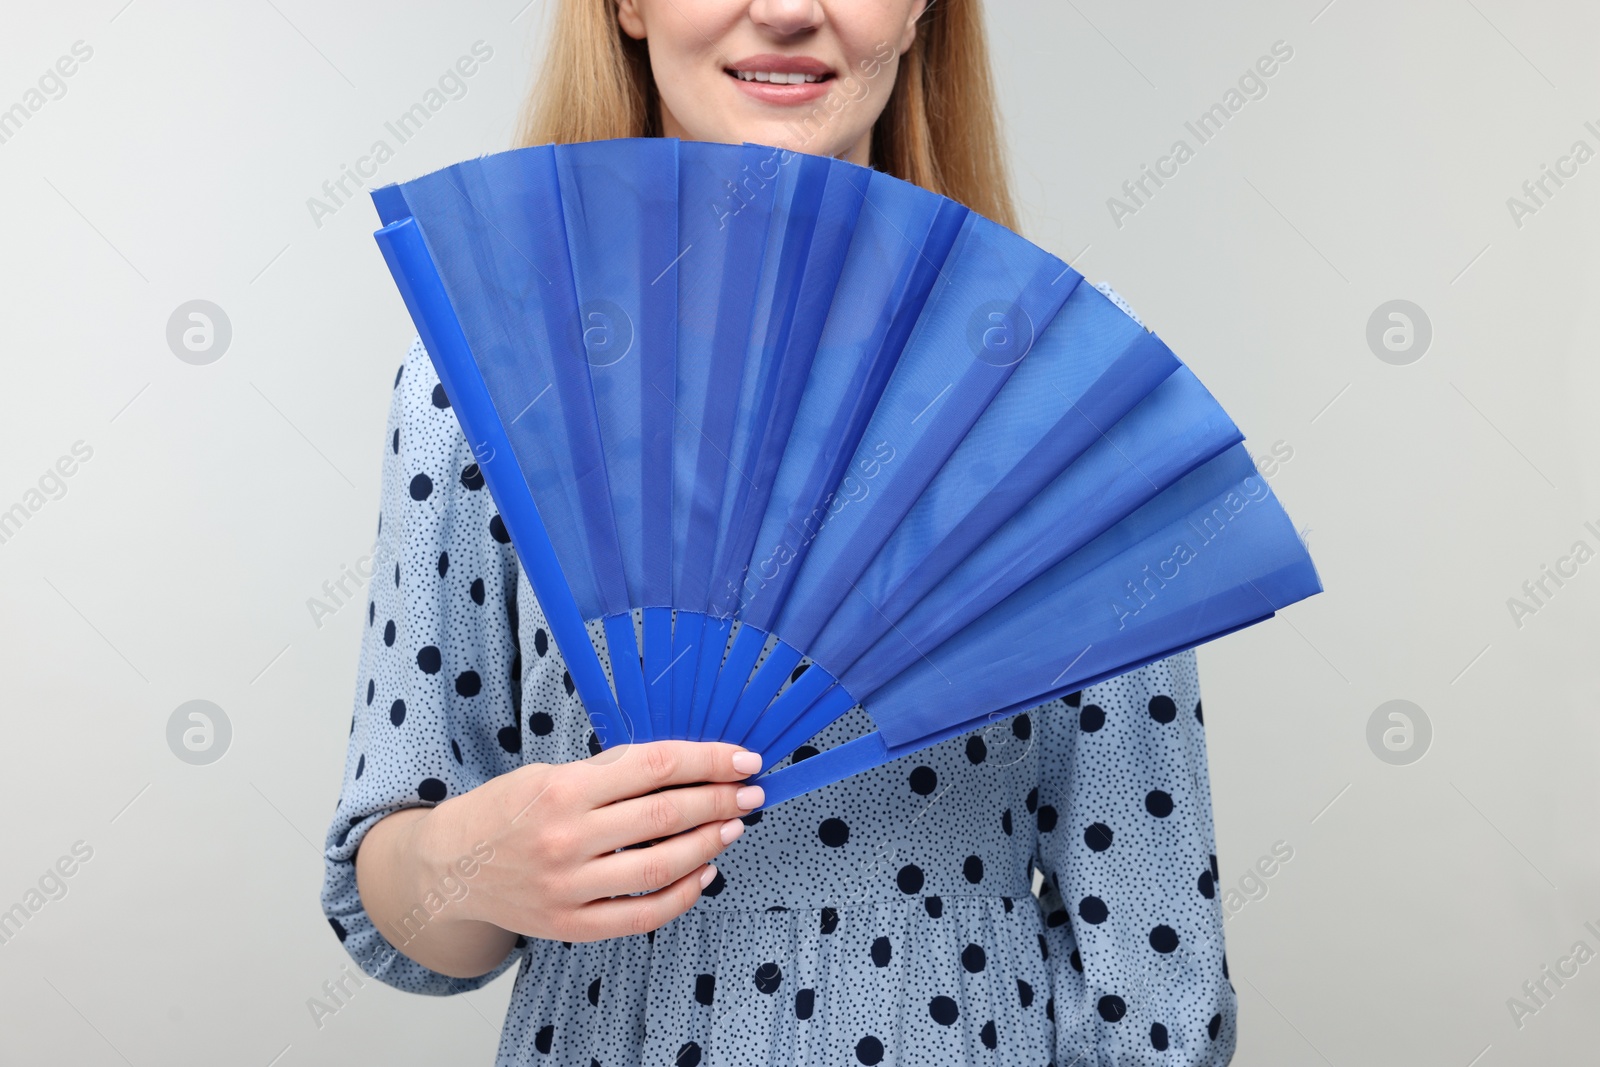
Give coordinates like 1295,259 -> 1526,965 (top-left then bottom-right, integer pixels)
355,741 -> 764,977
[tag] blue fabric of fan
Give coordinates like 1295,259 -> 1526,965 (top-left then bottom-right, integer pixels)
367,136 -> 1325,808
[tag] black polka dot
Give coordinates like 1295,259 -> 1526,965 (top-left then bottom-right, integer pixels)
929,995 -> 958,1025
489,514 -> 510,543
383,620 -> 396,647
1017,978 -> 1033,1007
497,726 -> 521,753
1150,925 -> 1179,953
1097,994 -> 1126,1022
431,382 -> 450,408
455,670 -> 482,697
1085,822 -> 1113,851
1146,790 -> 1174,817
870,936 -> 892,966
1080,704 -> 1105,732
979,1019 -> 997,1049
409,473 -> 432,501
897,864 -> 924,894
534,628 -> 549,656
694,973 -> 714,1006
820,907 -> 838,934
365,678 -> 374,705
328,916 -> 347,942
450,739 -> 463,764
1208,1013 -> 1223,1039
470,578 -> 485,605
391,427 -> 399,454
754,962 -> 781,994
1011,712 -> 1031,739
965,735 -> 987,763
1036,805 -> 1058,832
675,1042 -> 701,1067
1001,808 -> 1013,835
923,895 -> 942,918
1079,896 -> 1109,924
961,943 -> 986,973
818,818 -> 849,847
909,765 -> 937,794
963,855 -> 984,883
389,699 -> 406,726
794,987 -> 814,1019
528,711 -> 554,735
416,646 -> 442,674
854,1035 -> 884,1065
417,777 -> 446,803
1148,694 -> 1177,723
1151,1022 -> 1170,1050
460,463 -> 484,491
791,745 -> 819,763
586,977 -> 601,1006
354,754 -> 364,778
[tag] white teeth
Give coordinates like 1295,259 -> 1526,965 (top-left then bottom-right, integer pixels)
734,70 -> 820,84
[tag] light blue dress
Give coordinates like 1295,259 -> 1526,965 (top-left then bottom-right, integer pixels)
321,285 -> 1238,1066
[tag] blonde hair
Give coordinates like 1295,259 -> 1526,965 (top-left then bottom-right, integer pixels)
512,0 -> 1018,230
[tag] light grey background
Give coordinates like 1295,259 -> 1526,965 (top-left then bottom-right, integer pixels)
1,0 -> 1595,1063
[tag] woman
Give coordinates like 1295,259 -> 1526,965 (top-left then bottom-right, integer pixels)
322,0 -> 1237,1063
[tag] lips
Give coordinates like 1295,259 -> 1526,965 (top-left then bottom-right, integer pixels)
724,53 -> 835,105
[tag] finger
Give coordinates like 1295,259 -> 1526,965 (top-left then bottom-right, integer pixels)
585,779 -> 763,855
576,740 -> 764,808
567,861 -> 719,942
573,818 -> 732,902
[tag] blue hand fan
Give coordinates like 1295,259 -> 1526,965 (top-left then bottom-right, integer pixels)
368,137 -> 1322,809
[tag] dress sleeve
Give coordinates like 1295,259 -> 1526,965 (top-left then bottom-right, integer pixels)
1031,284 -> 1236,1062
319,335 -> 528,995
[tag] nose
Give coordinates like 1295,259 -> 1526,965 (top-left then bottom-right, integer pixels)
746,0 -> 824,37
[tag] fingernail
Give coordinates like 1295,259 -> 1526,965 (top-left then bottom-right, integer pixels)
699,865 -> 717,889
731,750 -> 763,774
719,818 -> 745,844
735,785 -> 764,810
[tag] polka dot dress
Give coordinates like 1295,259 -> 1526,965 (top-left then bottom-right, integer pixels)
322,284 -> 1238,1066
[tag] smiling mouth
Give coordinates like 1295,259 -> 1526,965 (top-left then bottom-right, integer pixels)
725,68 -> 835,84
